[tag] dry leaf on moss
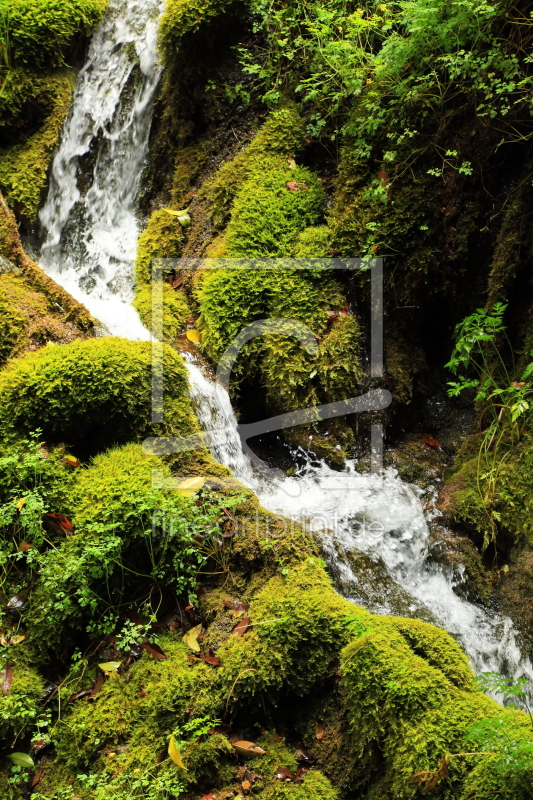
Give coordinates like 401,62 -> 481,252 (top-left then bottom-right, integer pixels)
233,741 -> 266,757
183,624 -> 202,652
177,477 -> 205,496
232,617 -> 250,636
168,736 -> 187,770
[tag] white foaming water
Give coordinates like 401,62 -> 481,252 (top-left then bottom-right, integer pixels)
184,356 -> 533,687
33,0 -> 533,693
38,0 -> 161,340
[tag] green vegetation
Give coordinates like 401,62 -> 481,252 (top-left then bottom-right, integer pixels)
4,0 -> 106,68
0,337 -> 198,449
0,69 -> 76,219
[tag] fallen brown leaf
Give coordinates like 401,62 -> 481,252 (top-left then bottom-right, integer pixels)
141,641 -> 167,660
29,768 -> 44,789
422,433 -> 440,448
224,599 -> 250,613
242,779 -> 251,793
291,742 -> 314,763
315,723 -> 325,741
275,766 -> 293,781
89,671 -> 105,698
43,512 -> 74,535
294,765 -> 309,784
232,617 -> 250,637
286,181 -> 308,193
68,688 -> 93,703
202,654 -> 222,666
233,740 -> 266,757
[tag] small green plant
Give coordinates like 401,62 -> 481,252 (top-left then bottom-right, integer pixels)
413,673 -> 533,793
445,303 -> 533,550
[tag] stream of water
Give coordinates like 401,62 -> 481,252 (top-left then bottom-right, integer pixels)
36,0 -> 533,694
39,0 -> 162,340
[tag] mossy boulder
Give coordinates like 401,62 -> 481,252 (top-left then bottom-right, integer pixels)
134,208 -> 184,288
0,69 -> 76,220
0,193 -> 94,333
0,656 -> 44,743
160,0 -> 248,61
11,556 -> 533,800
0,272 -> 83,364
6,0 -> 107,69
0,337 -> 198,451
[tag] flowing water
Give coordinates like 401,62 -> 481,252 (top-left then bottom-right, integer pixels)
36,0 -> 533,695
184,357 -> 533,689
38,0 -> 161,340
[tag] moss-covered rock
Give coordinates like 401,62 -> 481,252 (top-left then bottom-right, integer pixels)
160,0 -> 248,62
0,337 -> 198,450
0,69 -> 76,220
0,272 -> 83,364
8,556 -> 533,800
0,193 -> 94,332
6,0 -> 107,69
134,208 -> 184,289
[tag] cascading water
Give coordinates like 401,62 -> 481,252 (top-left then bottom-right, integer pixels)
35,0 -> 533,701
38,0 -> 161,340
184,355 -> 533,692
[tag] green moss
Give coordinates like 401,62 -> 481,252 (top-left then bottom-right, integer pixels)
0,69 -> 76,220
170,139 -> 211,206
160,0 -> 247,63
261,770 -> 339,800
0,337 -> 198,450
340,614 -> 532,798
6,0 -> 107,69
200,105 -> 307,229
0,655 -> 44,742
198,266 -> 361,414
0,272 -> 82,363
220,159 -> 324,258
134,208 -> 184,289
7,550 -> 533,799
133,282 -> 190,343
25,443 -> 227,654
291,225 -> 332,257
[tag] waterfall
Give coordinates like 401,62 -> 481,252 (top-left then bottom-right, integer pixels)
38,0 -> 161,340
184,354 -> 533,689
34,0 -> 533,698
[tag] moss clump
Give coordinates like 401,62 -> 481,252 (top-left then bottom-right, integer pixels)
0,337 -> 198,450
261,770 -> 338,800
200,105 -> 308,229
339,613 -> 533,798
200,106 -> 322,257
220,160 -> 324,257
0,655 -> 44,743
133,208 -> 190,340
291,225 -> 332,257
0,193 -> 94,332
0,69 -> 76,220
198,266 -> 361,413
441,430 -> 533,549
160,0 -> 247,62
134,208 -> 184,288
133,282 -> 190,343
0,273 -> 82,364
18,556 -> 533,800
6,0 -> 107,69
